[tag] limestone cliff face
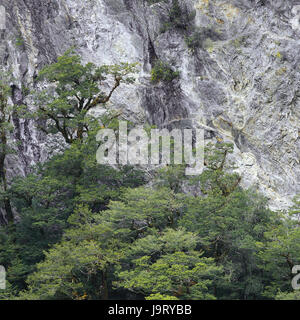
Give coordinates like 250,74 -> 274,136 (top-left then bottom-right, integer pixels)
0,0 -> 299,209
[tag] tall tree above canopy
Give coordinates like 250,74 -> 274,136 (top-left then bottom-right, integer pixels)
31,49 -> 137,143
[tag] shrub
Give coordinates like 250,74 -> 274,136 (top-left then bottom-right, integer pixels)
150,60 -> 180,83
161,0 -> 196,33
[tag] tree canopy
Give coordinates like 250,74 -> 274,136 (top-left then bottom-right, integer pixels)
0,53 -> 299,301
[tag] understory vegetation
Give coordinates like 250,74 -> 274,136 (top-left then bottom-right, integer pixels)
0,51 -> 299,300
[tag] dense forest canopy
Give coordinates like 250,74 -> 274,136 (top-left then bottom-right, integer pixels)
0,51 -> 299,300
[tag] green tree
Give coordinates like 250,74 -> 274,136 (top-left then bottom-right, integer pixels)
115,228 -> 223,300
17,205 -> 123,300
29,49 -> 137,143
16,185 -> 185,299
151,60 -> 179,83
97,186 -> 186,242
4,142 -> 296,301
178,143 -> 273,299
0,135 -> 146,293
256,204 -> 300,299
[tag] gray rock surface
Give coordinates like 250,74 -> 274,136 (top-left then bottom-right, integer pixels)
0,0 -> 299,210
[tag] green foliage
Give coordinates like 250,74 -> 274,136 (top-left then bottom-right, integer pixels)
160,0 -> 196,33
0,81 -> 299,303
146,293 -> 179,300
185,31 -> 203,51
255,207 -> 300,298
7,142 -> 296,301
15,37 -> 24,47
3,49 -> 299,301
115,228 -> 223,300
180,187 -> 272,299
28,49 -> 137,143
275,290 -> 300,300
96,186 -> 186,242
17,186 -> 185,300
20,238 -> 115,300
151,60 -> 179,83
0,130 -> 146,293
154,165 -> 187,193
